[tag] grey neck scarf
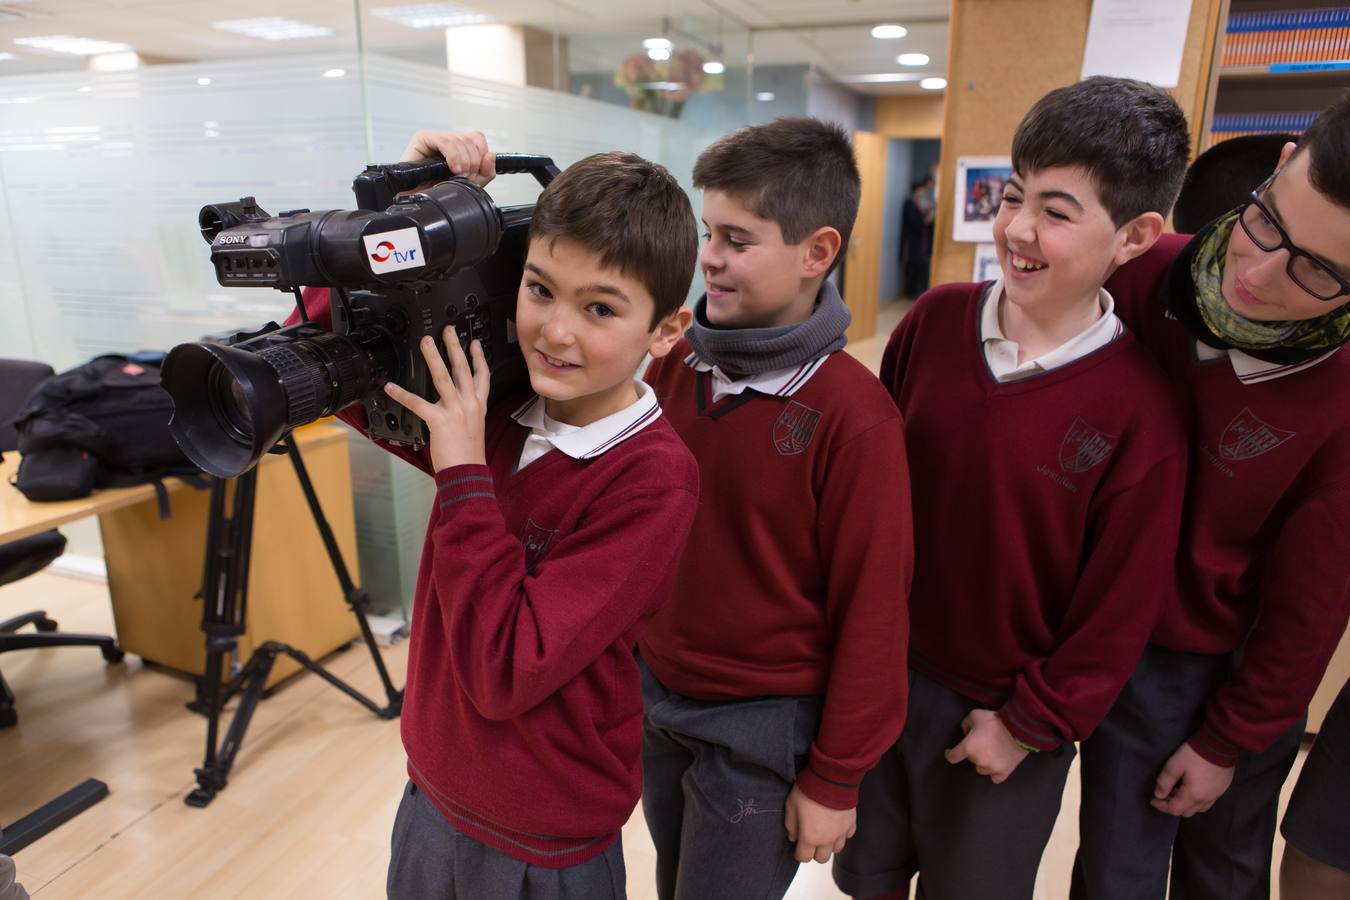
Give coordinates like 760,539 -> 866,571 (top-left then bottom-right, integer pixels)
686,281 -> 852,378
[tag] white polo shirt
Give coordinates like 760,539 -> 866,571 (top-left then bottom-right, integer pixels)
1193,340 -> 1341,384
511,379 -> 662,471
981,278 -> 1124,381
683,350 -> 832,402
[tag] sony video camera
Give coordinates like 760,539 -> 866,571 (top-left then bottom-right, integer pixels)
162,154 -> 558,479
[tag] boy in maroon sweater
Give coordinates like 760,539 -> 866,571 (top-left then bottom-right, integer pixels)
637,118 -> 913,899
293,135 -> 700,898
1079,93 -> 1350,900
832,78 -> 1191,900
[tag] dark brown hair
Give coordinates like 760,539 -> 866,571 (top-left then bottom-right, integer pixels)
1012,76 -> 1191,227
692,117 -> 860,269
529,151 -> 697,327
1293,89 -> 1350,212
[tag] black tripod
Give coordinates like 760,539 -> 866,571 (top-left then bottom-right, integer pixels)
185,434 -> 402,808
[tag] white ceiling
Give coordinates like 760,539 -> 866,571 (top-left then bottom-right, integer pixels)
0,0 -> 950,94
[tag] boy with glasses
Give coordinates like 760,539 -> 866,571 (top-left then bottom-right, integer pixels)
1075,91 -> 1350,900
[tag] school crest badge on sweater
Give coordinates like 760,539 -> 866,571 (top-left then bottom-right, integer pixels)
1058,417 -> 1117,473
773,401 -> 821,456
520,519 -> 558,574
1219,407 -> 1296,461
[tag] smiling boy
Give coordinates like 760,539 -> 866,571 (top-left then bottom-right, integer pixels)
1077,91 -> 1350,900
291,137 -> 700,899
832,77 -> 1190,900
636,117 -> 913,900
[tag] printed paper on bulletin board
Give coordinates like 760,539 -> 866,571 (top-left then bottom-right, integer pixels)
953,156 -> 1012,244
972,244 -> 1000,283
1080,0 -> 1193,87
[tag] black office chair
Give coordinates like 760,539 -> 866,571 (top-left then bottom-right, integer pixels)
0,358 -> 122,729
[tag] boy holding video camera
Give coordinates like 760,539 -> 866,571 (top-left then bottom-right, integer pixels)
293,131 -> 700,899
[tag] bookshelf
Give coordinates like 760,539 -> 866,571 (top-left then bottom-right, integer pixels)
1201,0 -> 1350,150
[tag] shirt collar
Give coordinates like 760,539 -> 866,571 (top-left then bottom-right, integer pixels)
1192,340 -> 1342,384
981,278 -> 1123,373
510,380 -> 662,460
682,350 -> 830,398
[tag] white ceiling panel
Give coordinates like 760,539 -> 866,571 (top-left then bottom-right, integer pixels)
0,0 -> 949,94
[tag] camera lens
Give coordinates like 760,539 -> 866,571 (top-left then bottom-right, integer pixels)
208,365 -> 254,442
162,327 -> 397,478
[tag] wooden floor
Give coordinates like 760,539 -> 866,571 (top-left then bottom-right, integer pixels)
0,305 -> 1308,898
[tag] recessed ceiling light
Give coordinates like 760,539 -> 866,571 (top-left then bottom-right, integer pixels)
871,24 -> 907,39
642,38 -> 673,51
89,51 -> 139,72
920,77 -> 947,90
702,61 -> 725,75
371,4 -> 490,29
77,85 -> 93,92
197,77 -> 212,86
323,68 -> 346,78
756,91 -> 775,102
647,47 -> 671,61
897,53 -> 929,66
212,17 -> 334,42
14,35 -> 133,55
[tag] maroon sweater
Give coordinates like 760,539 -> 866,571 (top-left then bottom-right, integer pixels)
881,283 -> 1187,750
287,289 -> 699,866
1107,235 -> 1350,765
638,339 -> 913,810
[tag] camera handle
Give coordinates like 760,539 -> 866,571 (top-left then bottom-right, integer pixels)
352,153 -> 561,211
184,435 -> 403,808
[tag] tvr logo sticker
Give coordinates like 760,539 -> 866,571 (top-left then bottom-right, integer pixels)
364,227 -> 426,275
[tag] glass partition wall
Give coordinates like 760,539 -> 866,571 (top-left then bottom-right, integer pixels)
0,0 -> 827,613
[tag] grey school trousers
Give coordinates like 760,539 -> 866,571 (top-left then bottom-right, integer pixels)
1072,644 -> 1304,900
386,781 -> 627,900
638,655 -> 823,900
832,669 -> 1076,900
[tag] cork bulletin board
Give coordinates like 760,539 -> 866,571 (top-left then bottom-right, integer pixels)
929,0 -> 1224,289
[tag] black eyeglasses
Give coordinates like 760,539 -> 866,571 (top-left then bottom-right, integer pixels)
1238,174 -> 1350,302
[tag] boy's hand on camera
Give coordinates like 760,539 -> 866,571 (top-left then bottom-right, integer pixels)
383,330 -> 490,472
401,130 -> 496,187
944,709 -> 1029,784
1150,743 -> 1235,817
783,784 -> 856,864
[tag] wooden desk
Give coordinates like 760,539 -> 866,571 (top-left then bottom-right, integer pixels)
0,424 -> 360,687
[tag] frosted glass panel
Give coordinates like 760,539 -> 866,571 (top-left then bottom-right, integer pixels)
0,50 -> 730,616
0,55 -> 370,369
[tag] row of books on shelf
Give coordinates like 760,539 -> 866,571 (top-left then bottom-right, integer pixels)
1221,6 -> 1350,68
1211,111 -> 1317,144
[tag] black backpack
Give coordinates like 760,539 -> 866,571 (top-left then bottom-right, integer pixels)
10,353 -> 205,508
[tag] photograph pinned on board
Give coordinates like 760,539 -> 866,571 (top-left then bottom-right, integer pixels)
953,156 -> 1013,243
972,243 -> 1001,283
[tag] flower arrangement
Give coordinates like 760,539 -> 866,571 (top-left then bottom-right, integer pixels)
614,47 -> 723,118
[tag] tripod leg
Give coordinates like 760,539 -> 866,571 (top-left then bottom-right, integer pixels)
286,440 -> 402,713
186,471 -> 258,808
183,438 -> 405,808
